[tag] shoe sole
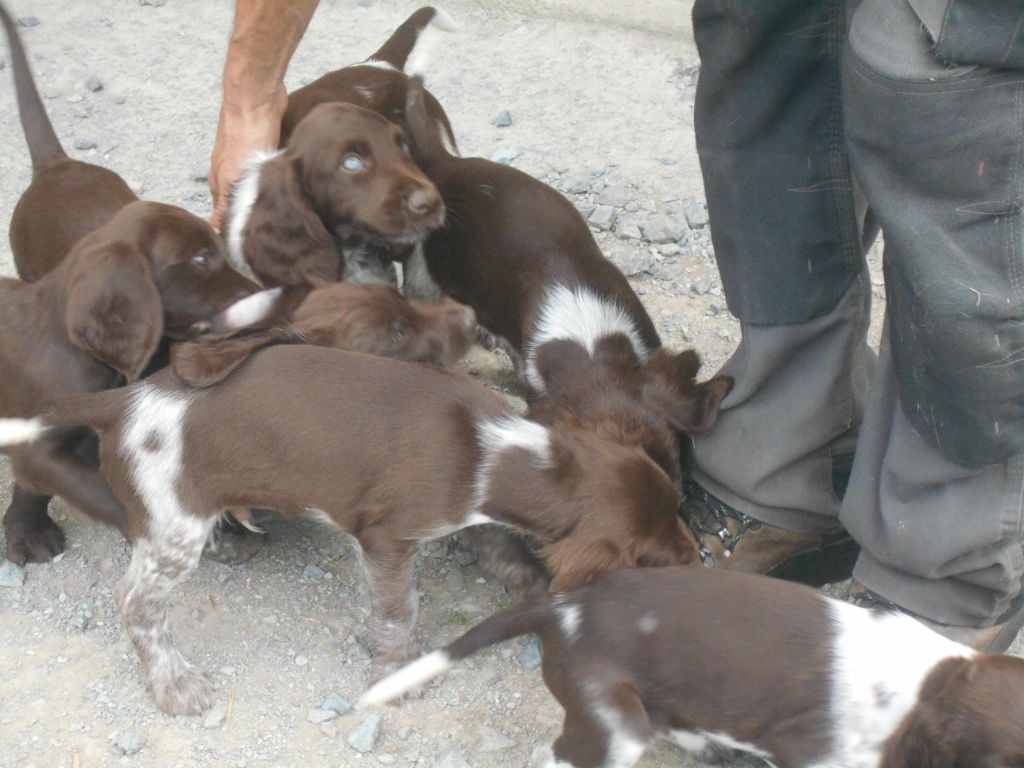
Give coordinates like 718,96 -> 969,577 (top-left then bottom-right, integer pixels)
768,535 -> 860,588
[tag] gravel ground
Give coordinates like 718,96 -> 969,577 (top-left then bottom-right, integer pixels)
0,2 -> 1019,768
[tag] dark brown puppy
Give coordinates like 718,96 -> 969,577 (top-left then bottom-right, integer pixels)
170,282 -> 478,387
364,566 -> 1024,768
0,201 -> 245,564
225,103 -> 444,289
281,6 -> 458,151
402,79 -> 732,591
0,345 -> 699,714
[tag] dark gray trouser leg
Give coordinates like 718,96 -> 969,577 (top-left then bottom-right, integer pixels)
691,0 -> 870,534
839,0 -> 1024,625
692,0 -> 1024,624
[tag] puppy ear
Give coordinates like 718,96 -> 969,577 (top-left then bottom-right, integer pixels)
65,241 -> 163,382
546,538 -> 623,593
240,157 -> 340,287
171,326 -> 304,387
643,348 -> 734,434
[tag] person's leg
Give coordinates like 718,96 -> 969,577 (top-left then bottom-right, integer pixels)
687,0 -> 871,572
841,0 -> 1024,645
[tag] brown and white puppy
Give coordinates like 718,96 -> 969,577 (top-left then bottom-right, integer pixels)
225,102 -> 445,289
0,345 -> 699,715
0,201 -> 246,564
170,282 -> 478,387
280,6 -> 458,151
363,566 -> 1024,768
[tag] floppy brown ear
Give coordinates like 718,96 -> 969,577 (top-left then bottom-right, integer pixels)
643,348 -> 734,434
170,326 -> 305,387
546,537 -> 624,593
65,241 -> 163,382
241,156 -> 340,287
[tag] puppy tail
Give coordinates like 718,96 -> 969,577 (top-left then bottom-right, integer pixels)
0,417 -> 49,448
366,6 -> 458,74
358,594 -> 551,707
0,389 -> 127,448
404,75 -> 452,167
0,2 -> 67,173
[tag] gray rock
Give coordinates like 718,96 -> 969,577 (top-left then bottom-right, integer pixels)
691,278 -> 711,296
489,147 -> 519,165
346,639 -> 371,662
320,696 -> 352,714
640,213 -> 685,244
620,251 -> 656,278
114,730 -> 143,755
347,713 -> 382,753
684,200 -> 709,229
597,184 -> 630,208
73,137 -> 97,151
517,637 -> 541,670
85,75 -> 103,92
17,16 -> 39,27
203,702 -> 227,729
615,218 -> 643,241
307,708 -> 337,724
658,243 -> 681,257
493,110 -> 512,128
588,205 -> 617,231
564,177 -> 590,195
139,0 -> 167,6
434,749 -> 472,768
303,563 -> 326,580
0,560 -> 26,588
294,654 -> 309,667
477,724 -> 515,752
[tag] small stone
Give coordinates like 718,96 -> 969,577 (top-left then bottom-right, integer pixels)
85,75 -> 103,92
262,613 -> 279,625
219,666 -> 236,676
517,637 -> 542,670
493,110 -> 512,128
597,184 -> 630,208
490,147 -> 519,166
0,560 -> 26,588
113,93 -> 126,104
587,205 -> 617,231
615,219 -> 643,241
661,156 -> 677,166
477,724 -> 515,752
691,279 -> 711,296
303,563 -> 326,580
658,243 -> 681,257
307,708 -> 337,724
320,696 -> 352,714
377,755 -> 396,765
684,200 -> 709,229
564,177 -> 590,195
17,16 -> 39,27
114,730 -> 143,755
295,654 -> 309,667
347,713 -> 382,753
356,0 -> 372,6
640,213 -> 685,244
203,703 -> 227,729
620,251 -> 656,278
139,0 -> 167,5
65,94 -> 83,103
346,639 -> 371,662
435,748 -> 472,768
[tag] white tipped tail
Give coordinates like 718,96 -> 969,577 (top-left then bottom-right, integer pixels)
0,417 -> 48,447
357,650 -> 452,707
405,9 -> 459,78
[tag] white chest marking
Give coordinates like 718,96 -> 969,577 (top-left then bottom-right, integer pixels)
225,148 -> 283,282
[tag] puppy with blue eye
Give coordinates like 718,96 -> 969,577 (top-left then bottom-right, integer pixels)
225,102 -> 445,289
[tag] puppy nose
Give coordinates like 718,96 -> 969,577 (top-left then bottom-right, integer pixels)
405,187 -> 442,218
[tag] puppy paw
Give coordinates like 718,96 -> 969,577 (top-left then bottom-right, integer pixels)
4,515 -> 65,565
151,666 -> 214,716
202,519 -> 266,565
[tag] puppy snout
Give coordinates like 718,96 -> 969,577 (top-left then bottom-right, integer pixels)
405,186 -> 443,219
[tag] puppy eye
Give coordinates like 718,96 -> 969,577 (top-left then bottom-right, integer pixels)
399,141 -> 411,155
192,251 -> 211,266
341,154 -> 365,172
